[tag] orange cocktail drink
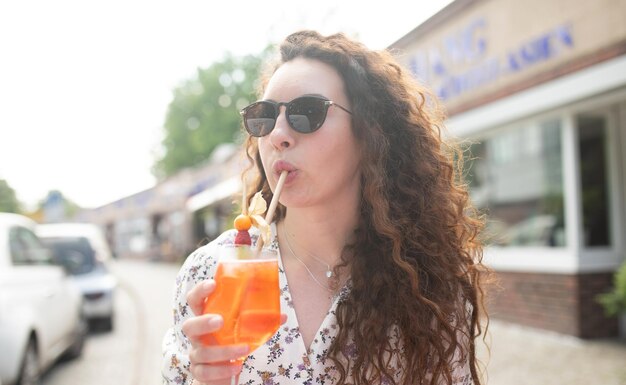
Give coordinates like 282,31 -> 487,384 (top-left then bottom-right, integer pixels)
201,246 -> 280,353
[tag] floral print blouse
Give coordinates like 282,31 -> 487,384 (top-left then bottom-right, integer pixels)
162,225 -> 473,385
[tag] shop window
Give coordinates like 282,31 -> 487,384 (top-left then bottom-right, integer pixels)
115,217 -> 150,255
577,114 -> 611,247
465,119 -> 565,247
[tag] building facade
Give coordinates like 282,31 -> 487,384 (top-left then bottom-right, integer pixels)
390,0 -> 626,337
81,144 -> 244,263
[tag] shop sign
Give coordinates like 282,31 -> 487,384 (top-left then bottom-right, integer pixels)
408,18 -> 574,101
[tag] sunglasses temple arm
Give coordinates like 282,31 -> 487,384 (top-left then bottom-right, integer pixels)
329,101 -> 352,115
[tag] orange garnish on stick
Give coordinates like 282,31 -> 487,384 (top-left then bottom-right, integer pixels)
233,191 -> 271,246
234,215 -> 252,231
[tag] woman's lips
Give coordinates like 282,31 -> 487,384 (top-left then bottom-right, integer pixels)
272,160 -> 298,184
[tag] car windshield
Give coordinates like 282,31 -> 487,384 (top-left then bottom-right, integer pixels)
41,237 -> 96,275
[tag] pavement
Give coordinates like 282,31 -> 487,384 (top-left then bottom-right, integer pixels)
481,319 -> 626,385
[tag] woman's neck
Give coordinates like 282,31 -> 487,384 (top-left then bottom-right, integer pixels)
280,202 -> 359,267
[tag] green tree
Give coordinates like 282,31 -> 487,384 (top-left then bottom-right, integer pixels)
0,179 -> 21,213
153,49 -> 272,179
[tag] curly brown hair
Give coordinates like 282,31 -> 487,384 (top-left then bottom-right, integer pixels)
243,30 -> 489,385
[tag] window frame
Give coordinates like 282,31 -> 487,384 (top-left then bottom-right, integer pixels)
467,91 -> 626,273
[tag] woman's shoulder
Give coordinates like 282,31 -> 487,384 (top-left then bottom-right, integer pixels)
200,228 -> 239,251
193,228 -> 242,254
176,229 -> 240,283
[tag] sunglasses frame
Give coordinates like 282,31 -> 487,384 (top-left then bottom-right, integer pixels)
240,95 -> 352,137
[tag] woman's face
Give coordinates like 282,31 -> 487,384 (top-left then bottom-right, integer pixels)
258,57 -> 361,209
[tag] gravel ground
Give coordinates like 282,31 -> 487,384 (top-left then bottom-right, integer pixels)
479,320 -> 626,385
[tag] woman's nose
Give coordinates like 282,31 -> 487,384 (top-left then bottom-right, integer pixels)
268,107 -> 294,149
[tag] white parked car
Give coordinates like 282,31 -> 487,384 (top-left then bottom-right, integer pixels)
0,213 -> 86,385
37,223 -> 117,331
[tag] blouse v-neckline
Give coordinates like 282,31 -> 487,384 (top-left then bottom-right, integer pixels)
268,222 -> 344,355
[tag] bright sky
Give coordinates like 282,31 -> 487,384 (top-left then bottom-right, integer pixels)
0,0 -> 452,209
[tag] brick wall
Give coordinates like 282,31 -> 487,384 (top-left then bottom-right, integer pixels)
578,273 -> 619,338
488,271 -> 618,338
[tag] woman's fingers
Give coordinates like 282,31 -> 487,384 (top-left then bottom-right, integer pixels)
184,313 -> 285,342
186,280 -> 216,316
182,314 -> 223,342
189,346 -> 246,383
192,379 -> 232,385
191,361 -> 242,383
190,344 -> 249,364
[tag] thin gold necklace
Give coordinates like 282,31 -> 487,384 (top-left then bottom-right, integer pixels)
282,228 -> 333,293
284,229 -> 333,278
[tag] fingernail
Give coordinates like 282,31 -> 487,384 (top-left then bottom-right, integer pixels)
209,316 -> 223,328
237,345 -> 249,355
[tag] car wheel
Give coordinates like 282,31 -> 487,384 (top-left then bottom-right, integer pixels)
63,313 -> 88,360
18,339 -> 40,385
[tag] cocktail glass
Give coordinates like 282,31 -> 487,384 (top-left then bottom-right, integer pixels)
201,244 -> 281,384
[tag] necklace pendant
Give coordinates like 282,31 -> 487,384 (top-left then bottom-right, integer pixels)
326,270 -> 333,278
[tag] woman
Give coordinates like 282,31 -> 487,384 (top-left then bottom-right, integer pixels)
163,30 -> 489,385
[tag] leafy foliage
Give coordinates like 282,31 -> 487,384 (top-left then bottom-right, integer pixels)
153,48 -> 272,179
598,262 -> 626,316
0,179 -> 21,213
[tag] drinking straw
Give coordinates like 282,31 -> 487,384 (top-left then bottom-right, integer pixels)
241,174 -> 248,216
255,170 -> 288,252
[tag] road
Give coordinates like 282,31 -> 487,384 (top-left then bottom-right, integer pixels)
42,259 -> 180,385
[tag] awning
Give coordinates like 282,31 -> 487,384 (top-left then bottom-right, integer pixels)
186,177 -> 241,212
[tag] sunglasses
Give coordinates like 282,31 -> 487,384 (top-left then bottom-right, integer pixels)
240,95 -> 352,137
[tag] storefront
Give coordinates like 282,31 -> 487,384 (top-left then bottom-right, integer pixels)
390,0 -> 626,337
83,144 -> 242,263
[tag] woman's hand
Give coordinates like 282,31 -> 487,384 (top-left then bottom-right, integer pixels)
182,280 -> 248,385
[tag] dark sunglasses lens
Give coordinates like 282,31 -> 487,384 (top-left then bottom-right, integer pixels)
244,102 -> 277,137
287,97 -> 327,133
